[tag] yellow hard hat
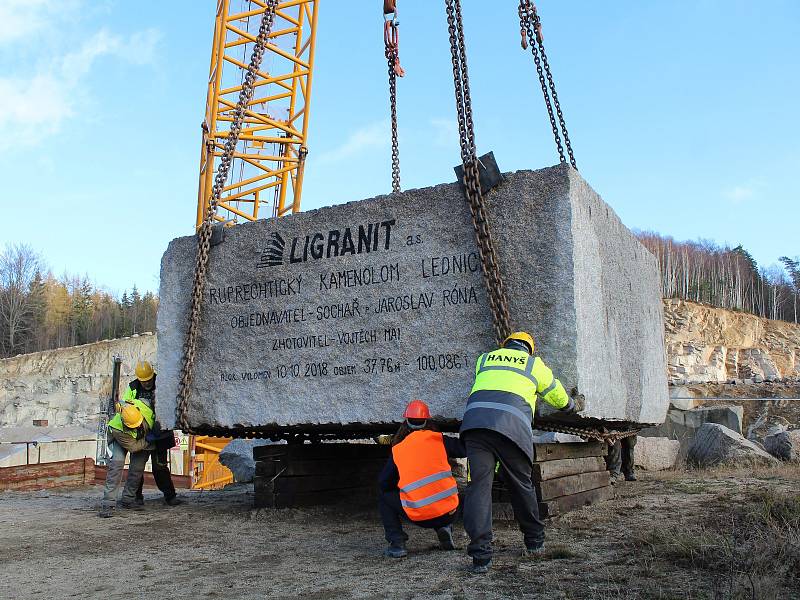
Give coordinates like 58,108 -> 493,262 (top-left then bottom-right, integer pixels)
135,360 -> 155,382
503,331 -> 535,353
121,403 -> 143,429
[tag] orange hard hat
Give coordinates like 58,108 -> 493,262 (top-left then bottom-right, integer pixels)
403,399 -> 431,420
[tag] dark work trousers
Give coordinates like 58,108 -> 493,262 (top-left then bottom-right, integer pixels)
136,444 -> 177,501
462,429 -> 544,561
605,437 -> 637,476
378,489 -> 456,545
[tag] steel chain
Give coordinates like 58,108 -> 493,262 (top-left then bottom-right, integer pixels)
518,1 -> 577,169
384,17 -> 402,192
534,419 -> 641,444
445,0 -> 512,345
176,0 -> 279,432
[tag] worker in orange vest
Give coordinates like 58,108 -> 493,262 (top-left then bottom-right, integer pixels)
378,400 -> 467,558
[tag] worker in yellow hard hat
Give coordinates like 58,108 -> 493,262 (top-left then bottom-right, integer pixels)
99,397 -> 155,517
122,360 -> 183,507
459,331 -> 579,573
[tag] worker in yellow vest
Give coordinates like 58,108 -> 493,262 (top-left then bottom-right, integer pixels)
123,361 -> 182,506
378,400 -> 466,558
460,331 -> 578,573
99,398 -> 154,517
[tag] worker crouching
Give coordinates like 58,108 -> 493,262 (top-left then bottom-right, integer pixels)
378,400 -> 466,558
99,399 -> 154,517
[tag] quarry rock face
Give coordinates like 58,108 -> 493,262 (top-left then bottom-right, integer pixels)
688,423 -> 778,467
156,165 -> 669,431
0,335 -> 157,428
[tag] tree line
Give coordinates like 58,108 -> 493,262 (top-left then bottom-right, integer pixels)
0,243 -> 157,358
636,232 -> 799,323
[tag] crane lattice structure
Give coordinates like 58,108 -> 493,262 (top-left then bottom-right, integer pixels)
197,0 -> 319,228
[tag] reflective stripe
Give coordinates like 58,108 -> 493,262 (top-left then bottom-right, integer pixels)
525,357 -> 535,376
540,378 -> 559,397
399,470 -> 453,494
400,484 -> 459,509
479,354 -> 488,370
464,400 -> 531,427
477,365 -> 538,388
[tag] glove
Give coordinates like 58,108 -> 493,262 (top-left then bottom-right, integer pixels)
562,388 -> 586,414
145,432 -> 157,443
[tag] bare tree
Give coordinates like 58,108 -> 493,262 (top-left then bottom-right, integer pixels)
0,243 -> 42,355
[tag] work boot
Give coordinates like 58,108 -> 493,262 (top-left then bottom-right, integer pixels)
469,558 -> 492,574
436,525 -> 456,551
609,472 -> 624,485
624,471 -> 637,482
98,504 -> 114,518
118,501 -> 144,511
383,542 -> 408,558
135,496 -> 145,506
164,496 -> 184,506
523,540 -> 545,556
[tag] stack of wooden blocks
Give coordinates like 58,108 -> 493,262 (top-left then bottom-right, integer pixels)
253,440 -> 612,517
253,443 -> 390,509
493,441 -> 612,519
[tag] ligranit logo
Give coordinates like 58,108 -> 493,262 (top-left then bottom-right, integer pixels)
256,219 -> 395,269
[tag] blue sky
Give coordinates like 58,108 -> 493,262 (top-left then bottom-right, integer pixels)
1,0 -> 798,294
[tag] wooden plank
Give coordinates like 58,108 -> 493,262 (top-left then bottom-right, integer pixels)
273,471 -> 379,494
533,456 -> 606,481
540,485 -> 615,518
537,470 -> 610,501
534,442 -> 606,462
256,457 -> 388,478
93,465 -> 192,489
253,443 -> 390,462
254,480 -> 379,509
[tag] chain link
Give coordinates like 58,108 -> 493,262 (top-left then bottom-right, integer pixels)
518,0 -> 577,169
534,419 -> 641,444
176,0 -> 279,432
384,17 -> 403,192
445,0 -> 512,346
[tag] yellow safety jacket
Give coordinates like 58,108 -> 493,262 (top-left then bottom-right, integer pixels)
108,398 -> 155,440
460,347 -> 569,460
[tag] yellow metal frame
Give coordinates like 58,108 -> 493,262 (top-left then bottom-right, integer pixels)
197,0 -> 319,227
190,435 -> 235,490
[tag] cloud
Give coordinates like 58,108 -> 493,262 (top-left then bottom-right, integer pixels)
430,118 -> 458,147
723,181 -> 765,205
318,120 -> 390,163
0,23 -> 162,149
0,0 -> 51,45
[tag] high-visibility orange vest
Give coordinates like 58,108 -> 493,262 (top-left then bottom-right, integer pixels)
392,430 -> 459,522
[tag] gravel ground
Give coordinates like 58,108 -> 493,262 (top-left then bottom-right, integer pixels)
1,467 -> 799,600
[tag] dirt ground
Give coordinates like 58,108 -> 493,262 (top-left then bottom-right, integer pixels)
1,467 -> 799,600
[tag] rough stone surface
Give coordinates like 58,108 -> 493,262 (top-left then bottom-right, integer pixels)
633,436 -> 680,471
218,439 -> 276,482
687,423 -> 778,467
763,429 -> 800,462
662,299 -> 800,384
156,165 -> 668,430
0,335 -> 156,428
641,405 -> 745,460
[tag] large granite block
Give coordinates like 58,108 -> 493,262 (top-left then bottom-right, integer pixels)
156,164 -> 668,431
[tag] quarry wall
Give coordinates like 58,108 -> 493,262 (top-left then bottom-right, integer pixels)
0,333 -> 156,428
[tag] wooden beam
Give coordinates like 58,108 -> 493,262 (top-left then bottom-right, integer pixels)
537,470 -> 611,501
534,442 -> 607,462
533,456 -> 606,481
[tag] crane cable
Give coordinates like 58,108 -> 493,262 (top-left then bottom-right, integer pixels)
176,0 -> 279,432
518,0 -> 577,169
384,1 -> 404,192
